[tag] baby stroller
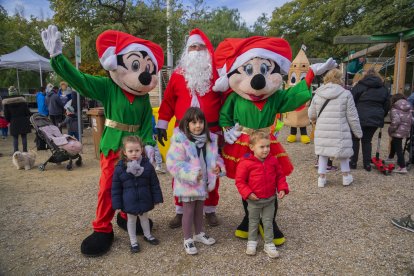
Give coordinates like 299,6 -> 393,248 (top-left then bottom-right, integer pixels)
30,113 -> 82,171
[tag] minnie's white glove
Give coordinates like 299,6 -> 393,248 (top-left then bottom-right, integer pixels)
41,25 -> 63,58
145,145 -> 155,164
224,123 -> 241,144
310,57 -> 337,75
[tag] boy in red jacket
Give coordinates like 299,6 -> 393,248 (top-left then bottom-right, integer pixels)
235,130 -> 289,258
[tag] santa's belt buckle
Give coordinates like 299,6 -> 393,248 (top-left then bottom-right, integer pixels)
105,119 -> 139,132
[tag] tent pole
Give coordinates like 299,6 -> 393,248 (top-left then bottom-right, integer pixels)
16,68 -> 20,94
39,62 -> 43,87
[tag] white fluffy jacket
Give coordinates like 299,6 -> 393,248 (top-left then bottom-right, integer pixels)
309,83 -> 362,158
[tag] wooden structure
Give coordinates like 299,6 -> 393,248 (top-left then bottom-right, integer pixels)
334,28 -> 414,94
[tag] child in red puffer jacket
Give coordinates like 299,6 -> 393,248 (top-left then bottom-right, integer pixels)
235,130 -> 289,258
0,114 -> 9,139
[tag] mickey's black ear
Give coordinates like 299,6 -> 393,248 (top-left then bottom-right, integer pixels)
271,61 -> 281,74
116,55 -> 127,69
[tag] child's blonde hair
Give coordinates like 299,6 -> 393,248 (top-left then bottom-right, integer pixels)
323,68 -> 343,85
121,136 -> 144,162
249,130 -> 269,145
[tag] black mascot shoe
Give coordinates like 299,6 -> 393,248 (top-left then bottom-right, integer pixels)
81,231 -> 114,257
235,215 -> 249,239
116,212 -> 153,234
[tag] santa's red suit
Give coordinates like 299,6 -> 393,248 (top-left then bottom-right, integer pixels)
157,28 -> 222,212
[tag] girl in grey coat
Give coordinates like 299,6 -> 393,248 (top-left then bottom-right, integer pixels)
309,69 -> 362,187
387,94 -> 413,173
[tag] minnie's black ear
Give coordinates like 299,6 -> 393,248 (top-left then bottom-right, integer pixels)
271,61 -> 281,74
227,68 -> 241,78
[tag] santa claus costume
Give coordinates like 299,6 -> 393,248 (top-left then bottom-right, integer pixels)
157,29 -> 223,227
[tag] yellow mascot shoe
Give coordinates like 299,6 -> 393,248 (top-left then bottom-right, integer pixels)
273,237 -> 286,246
301,135 -> 311,144
286,134 -> 296,143
235,229 -> 249,239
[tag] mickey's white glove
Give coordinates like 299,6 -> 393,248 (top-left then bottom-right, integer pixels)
41,25 -> 63,58
145,145 -> 155,164
224,123 -> 241,144
310,57 -> 337,75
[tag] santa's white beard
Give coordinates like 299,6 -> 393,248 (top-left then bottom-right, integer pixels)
178,50 -> 212,97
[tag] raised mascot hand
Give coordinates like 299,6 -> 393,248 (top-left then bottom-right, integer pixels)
310,57 -> 337,75
41,25 -> 63,58
155,127 -> 167,147
224,123 -> 242,144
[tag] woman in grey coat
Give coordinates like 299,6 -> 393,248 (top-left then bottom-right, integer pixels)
309,69 -> 362,188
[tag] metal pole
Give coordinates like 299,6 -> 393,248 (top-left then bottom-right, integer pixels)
16,68 -> 20,94
39,62 -> 43,87
75,61 -> 82,144
158,70 -> 162,105
167,0 -> 173,68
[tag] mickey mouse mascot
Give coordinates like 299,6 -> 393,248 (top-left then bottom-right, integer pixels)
41,25 -> 164,256
213,36 -> 336,245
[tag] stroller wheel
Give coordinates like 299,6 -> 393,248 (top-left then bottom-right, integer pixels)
66,164 -> 73,171
38,164 -> 45,171
75,159 -> 82,167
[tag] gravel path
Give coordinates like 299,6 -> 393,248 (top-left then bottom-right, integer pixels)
0,126 -> 413,275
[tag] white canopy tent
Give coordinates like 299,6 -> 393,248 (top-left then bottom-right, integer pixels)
0,46 -> 53,91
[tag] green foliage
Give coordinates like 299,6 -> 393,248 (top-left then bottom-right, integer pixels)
0,6 -> 53,91
268,0 -> 414,58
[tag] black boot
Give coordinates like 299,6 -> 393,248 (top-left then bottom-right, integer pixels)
235,200 -> 249,239
81,231 -> 114,257
116,212 -> 153,234
272,199 -> 285,245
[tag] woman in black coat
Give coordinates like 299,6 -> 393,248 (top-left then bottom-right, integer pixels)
3,96 -> 31,153
350,68 -> 390,171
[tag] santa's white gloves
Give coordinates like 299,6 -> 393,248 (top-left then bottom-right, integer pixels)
41,25 -> 63,58
145,145 -> 155,164
310,57 -> 337,75
224,123 -> 241,144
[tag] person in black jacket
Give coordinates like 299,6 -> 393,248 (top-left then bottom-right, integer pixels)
3,96 -> 31,153
111,136 -> 163,253
350,68 -> 390,171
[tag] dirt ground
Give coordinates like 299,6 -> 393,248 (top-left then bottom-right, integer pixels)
0,125 -> 413,275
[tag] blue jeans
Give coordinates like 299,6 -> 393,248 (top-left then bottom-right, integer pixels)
1,127 -> 8,137
69,131 -> 79,141
13,134 -> 27,152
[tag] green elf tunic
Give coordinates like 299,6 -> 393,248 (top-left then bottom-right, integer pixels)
219,80 -> 311,178
51,55 -> 155,157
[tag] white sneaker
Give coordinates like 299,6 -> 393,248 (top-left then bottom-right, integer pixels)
183,238 -> 198,255
394,167 -> 408,174
318,176 -> 326,188
193,232 -> 216,245
264,243 -> 280,258
246,240 -> 257,255
155,164 -> 166,173
343,174 -> 353,186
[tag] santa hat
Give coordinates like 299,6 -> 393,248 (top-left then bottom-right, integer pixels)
185,29 -> 218,80
96,30 -> 164,72
213,36 -> 292,92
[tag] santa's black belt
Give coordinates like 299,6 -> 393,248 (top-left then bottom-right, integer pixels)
105,119 -> 140,132
176,120 -> 219,128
